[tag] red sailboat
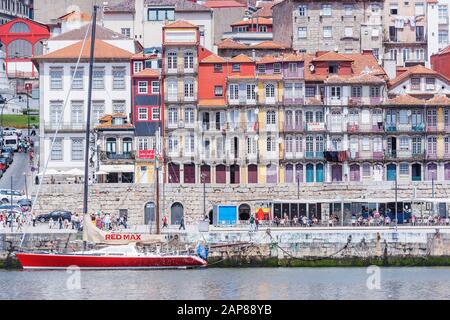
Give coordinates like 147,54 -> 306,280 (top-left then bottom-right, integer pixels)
16,6 -> 208,270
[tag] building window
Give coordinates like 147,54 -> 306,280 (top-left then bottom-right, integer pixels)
50,101 -> 63,124
229,84 -> 239,100
214,64 -> 222,73
246,84 -> 256,100
298,27 -> 307,39
134,61 -> 143,73
411,78 -> 421,90
70,67 -> 84,89
415,3 -> 424,15
113,100 -> 125,114
416,26 -> 424,42
265,84 -> 275,98
330,86 -> 341,99
138,108 -> 148,120
138,81 -> 148,94
344,4 -> 353,16
7,39 -> 32,58
51,138 -> 63,160
412,137 -> 422,154
151,81 -> 160,94
112,67 -> 126,89
266,110 -> 276,125
232,63 -> 240,72
288,63 -> 297,73
402,48 -> 410,62
321,4 -> 332,16
168,136 -> 179,153
184,80 -> 194,98
184,51 -> 194,69
166,80 -> 177,100
344,27 -> 353,37
9,21 -> 30,33
351,86 -> 362,97
274,63 -> 281,73
121,28 -> 131,38
214,86 -> 223,97
439,30 -> 449,44
399,136 -> 409,150
266,136 -> 276,152
390,3 -> 398,15
370,86 -> 380,97
71,139 -> 84,161
49,67 -> 63,90
168,108 -> 178,125
92,102 -> 105,124
323,26 -> 332,38
362,163 -> 371,177
185,107 -> 194,124
148,8 -> 174,21
258,64 -> 266,73
71,101 -> 83,126
259,26 -> 267,32
328,63 -> 338,74
399,163 -> 409,175
93,67 -> 105,89
167,51 -> 177,69
305,86 -> 316,97
298,5 -> 307,16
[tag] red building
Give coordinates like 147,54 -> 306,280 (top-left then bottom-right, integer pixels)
431,45 -> 450,80
0,18 -> 50,79
130,52 -> 161,162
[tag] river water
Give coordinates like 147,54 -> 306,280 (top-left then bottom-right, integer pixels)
1,267 -> 450,300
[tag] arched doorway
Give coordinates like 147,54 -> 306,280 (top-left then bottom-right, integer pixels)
387,163 -> 397,181
144,202 -> 155,224
238,203 -> 251,221
170,202 -> 184,225
412,163 -> 422,181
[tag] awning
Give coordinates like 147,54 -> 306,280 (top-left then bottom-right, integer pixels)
99,164 -> 135,173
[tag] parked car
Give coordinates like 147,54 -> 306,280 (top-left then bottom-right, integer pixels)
1,152 -> 13,165
37,210 -> 72,223
0,158 -> 9,171
17,198 -> 32,207
0,189 -> 25,203
2,127 -> 21,136
1,146 -> 14,154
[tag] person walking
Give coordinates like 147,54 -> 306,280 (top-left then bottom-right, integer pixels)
58,215 -> 63,229
179,216 -> 185,230
32,213 -> 36,227
255,215 -> 259,231
162,215 -> 168,229
249,215 -> 255,232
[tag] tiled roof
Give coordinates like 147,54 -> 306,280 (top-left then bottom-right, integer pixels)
282,53 -> 305,62
229,54 -> 253,63
386,94 -> 426,105
389,65 -> 442,87
49,24 -> 130,41
164,20 -> 198,29
256,0 -> 281,17
201,54 -> 227,63
251,41 -> 285,49
313,51 -> 354,62
57,11 -> 91,22
95,114 -> 134,129
256,55 -> 280,64
203,0 -> 246,8
231,17 -> 272,26
131,51 -> 158,60
33,39 -> 133,61
133,68 -> 160,77
426,94 -> 450,105
325,74 -> 385,84
217,38 -> 248,49
437,44 -> 450,55
144,0 -> 211,11
104,0 -> 135,13
198,98 -> 227,107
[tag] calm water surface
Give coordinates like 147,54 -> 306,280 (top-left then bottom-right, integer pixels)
1,267 -> 450,300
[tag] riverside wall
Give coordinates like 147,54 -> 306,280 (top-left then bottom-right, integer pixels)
32,181 -> 450,225
3,227 -> 450,268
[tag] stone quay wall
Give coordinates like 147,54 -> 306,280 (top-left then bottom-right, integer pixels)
31,181 -> 450,225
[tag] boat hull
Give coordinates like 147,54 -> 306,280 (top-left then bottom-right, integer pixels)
16,253 -> 207,270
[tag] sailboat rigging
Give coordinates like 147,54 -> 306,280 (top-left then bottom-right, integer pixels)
15,5 -> 208,270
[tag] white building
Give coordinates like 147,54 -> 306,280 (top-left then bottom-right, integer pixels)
427,0 -> 450,66
103,0 -> 214,51
33,39 -> 133,174
45,24 -> 142,54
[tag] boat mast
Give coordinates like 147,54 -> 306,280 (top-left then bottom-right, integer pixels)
83,5 -> 98,216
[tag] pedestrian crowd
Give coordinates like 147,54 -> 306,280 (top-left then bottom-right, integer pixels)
89,210 -> 128,231
0,210 -> 36,231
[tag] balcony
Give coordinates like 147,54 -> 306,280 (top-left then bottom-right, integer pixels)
412,124 -> 425,132
44,122 -> 86,132
439,16 -> 449,25
284,97 -> 304,105
370,97 -> 383,105
385,125 -> 397,132
281,123 -> 303,133
328,122 -> 345,133
426,153 -> 438,160
100,151 -> 135,161
284,151 -> 305,160
228,98 -> 256,106
305,151 -> 324,160
305,122 -> 326,132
